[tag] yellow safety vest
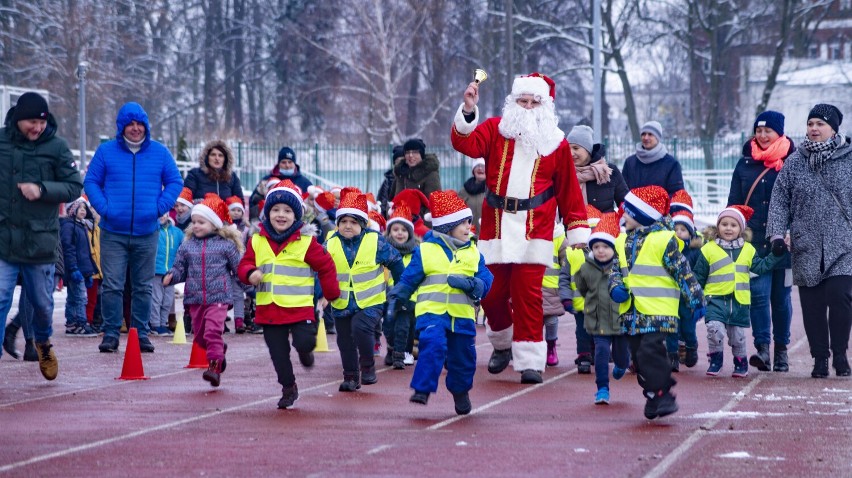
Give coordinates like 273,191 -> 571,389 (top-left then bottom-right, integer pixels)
564,247 -> 586,313
327,233 -> 386,310
253,234 -> 314,308
542,234 -> 565,289
701,241 -> 755,305
416,241 -> 479,321
615,230 -> 681,317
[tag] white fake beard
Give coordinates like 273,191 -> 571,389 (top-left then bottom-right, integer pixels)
498,96 -> 563,154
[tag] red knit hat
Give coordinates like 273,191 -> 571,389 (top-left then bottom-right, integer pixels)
588,212 -> 620,248
585,204 -> 603,227
511,72 -> 556,100
426,190 -> 472,228
368,210 -> 386,232
717,205 -> 754,231
386,204 -> 414,231
177,187 -> 194,208
191,193 -> 231,229
672,210 -> 695,235
226,196 -> 245,213
391,189 -> 430,216
623,185 -> 670,226
315,191 -> 336,212
336,192 -> 369,223
670,189 -> 693,214
340,187 -> 362,203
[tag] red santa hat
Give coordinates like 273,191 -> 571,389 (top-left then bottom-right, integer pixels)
717,205 -> 754,231
391,189 -> 430,217
226,196 -> 245,213
623,185 -> 670,227
588,212 -> 620,248
336,192 -> 369,224
368,210 -> 386,232
426,190 -> 472,229
266,177 -> 282,190
585,204 -> 603,228
177,187 -> 194,208
315,191 -> 336,212
340,186 -> 362,202
672,210 -> 695,236
387,204 -> 414,231
366,193 -> 380,213
670,189 -> 694,214
191,193 -> 231,229
511,72 -> 556,100
307,185 -> 325,198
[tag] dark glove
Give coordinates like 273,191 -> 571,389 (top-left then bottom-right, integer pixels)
385,299 -> 397,324
71,269 -> 84,283
447,275 -> 473,292
610,285 -> 630,303
85,275 -> 94,288
771,238 -> 787,257
692,306 -> 706,323
562,299 -> 574,314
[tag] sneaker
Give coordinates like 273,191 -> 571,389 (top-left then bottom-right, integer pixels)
684,347 -> 699,368
34,341 -> 58,381
373,341 -> 382,356
203,360 -> 222,387
546,339 -> 559,366
235,318 -> 245,334
612,366 -> 626,381
812,358 -> 830,378
595,388 -> 610,405
520,369 -> 543,384
65,324 -> 80,335
410,391 -> 429,405
361,367 -> 378,385
644,391 -> 678,419
339,374 -> 361,392
453,391 -> 472,415
487,348 -> 512,374
706,352 -> 723,376
138,336 -> 155,353
732,356 -> 749,377
298,350 -> 315,368
576,353 -> 592,374
148,327 -> 159,337
98,335 -> 119,353
249,324 -> 264,335
65,324 -> 97,337
156,326 -> 173,337
325,323 -> 336,335
403,352 -> 415,365
278,384 -> 299,409
833,355 -> 851,377
392,351 -> 405,370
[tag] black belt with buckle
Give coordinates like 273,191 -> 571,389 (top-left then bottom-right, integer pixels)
485,187 -> 555,214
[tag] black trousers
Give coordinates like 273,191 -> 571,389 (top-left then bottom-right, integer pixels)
798,275 -> 852,359
262,321 -> 317,389
627,332 -> 675,397
335,310 -> 379,375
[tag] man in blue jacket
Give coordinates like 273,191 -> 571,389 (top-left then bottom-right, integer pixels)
84,102 -> 183,353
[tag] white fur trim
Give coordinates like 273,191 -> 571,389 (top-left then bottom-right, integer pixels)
673,215 -> 694,229
432,208 -> 473,227
479,236 -> 553,266
553,223 -> 565,239
228,202 -> 245,212
191,203 -> 223,229
177,197 -> 193,208
471,157 -> 486,171
454,103 -> 479,136
505,143 -> 537,199
670,201 -> 693,214
588,231 -> 616,246
386,217 -> 414,231
336,207 -> 368,222
512,340 -> 547,372
624,192 -> 663,220
486,323 -> 514,350
511,76 -> 551,99
565,226 -> 591,246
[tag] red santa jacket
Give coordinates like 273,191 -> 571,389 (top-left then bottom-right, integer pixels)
451,105 -> 589,266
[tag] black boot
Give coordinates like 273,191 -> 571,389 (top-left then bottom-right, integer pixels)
339,372 -> 361,392
23,340 -> 38,362
487,348 -> 512,374
811,358 -> 830,378
669,353 -> 680,373
773,346 -> 789,372
833,354 -> 851,377
3,322 -> 21,359
749,343 -> 771,371
392,351 -> 405,370
683,347 -> 699,368
361,366 -> 378,385
452,391 -> 472,415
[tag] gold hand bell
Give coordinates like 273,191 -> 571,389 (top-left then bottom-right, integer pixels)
474,69 -> 488,84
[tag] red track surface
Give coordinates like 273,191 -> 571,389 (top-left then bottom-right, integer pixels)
1,289 -> 851,477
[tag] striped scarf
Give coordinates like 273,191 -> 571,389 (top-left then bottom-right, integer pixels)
801,134 -> 843,172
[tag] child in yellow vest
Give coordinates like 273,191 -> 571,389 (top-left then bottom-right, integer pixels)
693,205 -> 782,377
326,191 -> 404,391
609,186 -> 705,419
383,205 -> 420,370
543,221 -> 568,367
238,181 -> 340,409
669,190 -> 703,371
388,190 -> 493,415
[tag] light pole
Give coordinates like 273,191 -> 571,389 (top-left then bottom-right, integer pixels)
76,61 -> 89,171
592,0 -> 602,142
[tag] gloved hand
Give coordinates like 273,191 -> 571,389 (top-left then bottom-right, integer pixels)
610,285 -> 630,303
692,306 -> 706,323
385,299 -> 397,324
562,299 -> 574,314
85,275 -> 94,288
771,238 -> 787,257
448,275 -> 484,300
71,269 -> 84,283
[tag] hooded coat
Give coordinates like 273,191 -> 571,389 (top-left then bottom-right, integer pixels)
84,103 -> 184,236
392,153 -> 442,199
184,140 -> 244,202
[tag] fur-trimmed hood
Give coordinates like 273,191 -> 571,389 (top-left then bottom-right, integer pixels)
184,224 -> 245,254
198,139 -> 235,182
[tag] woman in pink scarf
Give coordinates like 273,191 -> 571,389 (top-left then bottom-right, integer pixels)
566,125 -> 628,213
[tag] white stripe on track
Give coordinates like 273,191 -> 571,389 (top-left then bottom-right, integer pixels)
642,337 -> 807,478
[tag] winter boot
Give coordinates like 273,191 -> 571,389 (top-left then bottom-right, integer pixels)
452,392 -> 472,415
410,391 -> 429,405
833,354 -> 851,377
339,372 -> 361,392
669,353 -> 680,373
384,346 -> 394,366
3,322 -> 20,359
811,358 -> 829,378
298,350 -> 314,368
546,339 -> 559,366
575,353 -> 592,374
23,340 -> 38,362
202,360 -> 222,387
644,390 -> 678,420
361,366 -> 378,385
35,341 -> 59,381
487,348 -> 512,374
683,347 -> 699,368
706,352 -> 723,376
520,369 -> 543,384
677,342 -> 687,364
278,384 -> 299,409
749,343 -> 771,371
773,345 -> 789,372
732,356 -> 749,377
235,318 -> 245,334
168,313 -> 177,332
392,351 -> 406,370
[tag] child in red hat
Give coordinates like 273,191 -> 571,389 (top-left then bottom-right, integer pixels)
382,205 -> 420,369
609,185 -> 705,419
174,187 -> 195,231
164,194 -> 244,387
388,190 -> 494,415
694,205 -> 783,377
669,190 -> 703,370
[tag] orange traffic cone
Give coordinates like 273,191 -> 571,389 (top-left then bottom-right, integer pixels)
185,341 -> 208,369
117,327 -> 150,380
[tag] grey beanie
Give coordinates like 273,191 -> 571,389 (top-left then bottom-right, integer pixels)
640,121 -> 663,141
567,125 -> 594,154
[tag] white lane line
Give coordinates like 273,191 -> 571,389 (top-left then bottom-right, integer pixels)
366,444 -> 393,455
643,337 -> 807,478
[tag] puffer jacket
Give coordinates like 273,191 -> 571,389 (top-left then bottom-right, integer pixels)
155,221 -> 183,275
392,153 -> 442,199
183,140 -> 244,202
575,255 -> 622,336
0,108 -> 83,264
84,102 -> 183,236
168,232 -> 242,305
59,217 -> 97,280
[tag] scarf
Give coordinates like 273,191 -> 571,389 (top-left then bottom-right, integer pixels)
802,134 -> 843,172
262,219 -> 304,244
575,158 -> 613,203
386,234 -> 419,256
463,177 -> 486,195
634,141 -> 668,164
432,231 -> 467,251
750,136 -> 790,172
715,237 -> 744,250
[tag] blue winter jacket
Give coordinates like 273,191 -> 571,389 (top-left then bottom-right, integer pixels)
84,103 -> 184,236
59,217 -> 97,280
390,231 -> 493,336
155,222 -> 184,275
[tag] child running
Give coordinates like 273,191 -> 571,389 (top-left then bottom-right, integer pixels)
609,186 -> 704,419
150,213 -> 182,336
694,205 -> 783,377
238,181 -> 339,409
164,194 -> 243,387
383,205 -> 420,370
389,190 -> 493,415
668,189 -> 703,371
326,191 -> 404,391
543,220 -> 569,367
226,196 -> 250,334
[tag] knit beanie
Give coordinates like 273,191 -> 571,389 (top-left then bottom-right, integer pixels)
754,111 -> 785,136
12,92 -> 49,123
808,104 -> 843,134
640,121 -> 663,141
278,146 -> 297,163
623,185 -> 670,227
392,145 -> 405,163
403,138 -> 426,158
264,179 -> 304,222
717,205 -> 754,232
567,125 -> 594,154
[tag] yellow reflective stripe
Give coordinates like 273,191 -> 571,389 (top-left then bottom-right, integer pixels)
735,264 -> 750,273
258,263 -> 312,277
327,234 -> 386,310
629,264 -> 668,276
417,291 -> 475,306
356,281 -> 386,301
352,267 -> 384,282
620,230 -> 680,316
706,273 -> 736,284
708,258 -> 733,274
421,274 -> 449,286
253,234 -> 314,308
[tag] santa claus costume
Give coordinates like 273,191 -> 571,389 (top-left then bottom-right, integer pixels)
451,72 -> 590,383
